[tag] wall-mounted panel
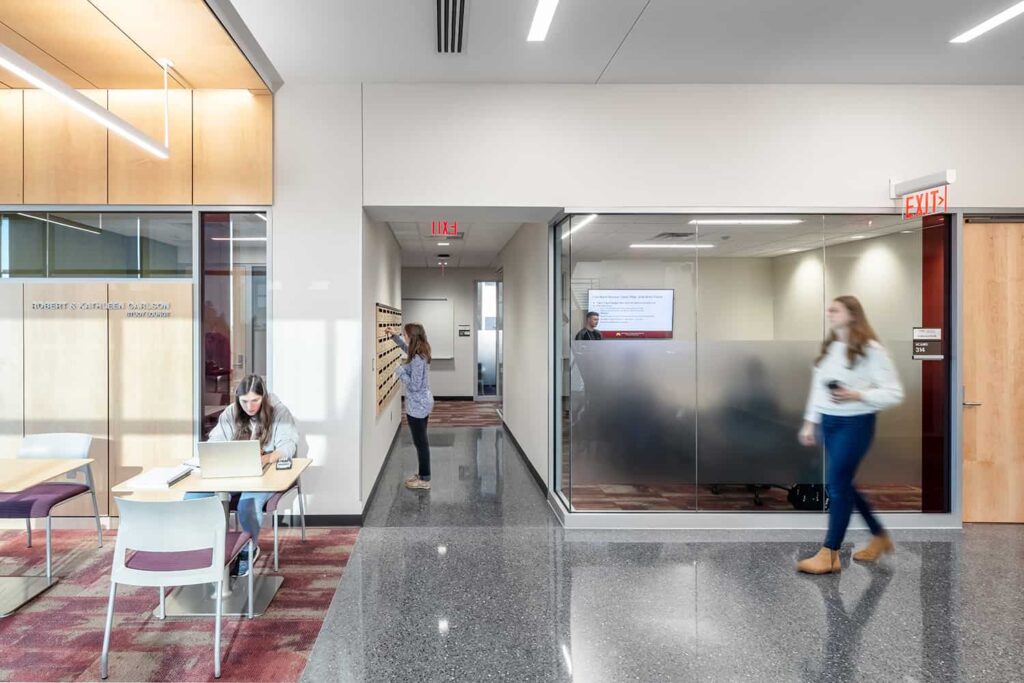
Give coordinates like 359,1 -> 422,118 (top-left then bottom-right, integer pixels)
375,304 -> 402,416
24,89 -> 108,204
108,282 -> 193,507
193,91 -> 273,205
0,90 -> 22,203
108,90 -> 193,204
0,284 -> 24,458
23,283 -> 109,515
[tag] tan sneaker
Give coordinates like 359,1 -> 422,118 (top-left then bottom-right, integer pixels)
405,477 -> 431,491
404,474 -> 420,484
853,534 -> 895,562
796,547 -> 841,574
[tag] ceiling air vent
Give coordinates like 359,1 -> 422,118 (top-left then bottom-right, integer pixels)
437,0 -> 467,53
650,232 -> 696,241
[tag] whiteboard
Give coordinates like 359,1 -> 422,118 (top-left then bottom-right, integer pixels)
401,298 -> 454,359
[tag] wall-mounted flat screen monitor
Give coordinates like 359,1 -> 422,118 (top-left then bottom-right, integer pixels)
586,289 -> 674,339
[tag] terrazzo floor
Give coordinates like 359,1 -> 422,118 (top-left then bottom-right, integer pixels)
302,425 -> 1024,682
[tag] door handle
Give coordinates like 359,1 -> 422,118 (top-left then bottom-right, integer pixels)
963,401 -> 983,407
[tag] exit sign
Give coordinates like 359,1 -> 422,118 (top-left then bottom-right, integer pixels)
432,220 -> 458,236
903,185 -> 948,220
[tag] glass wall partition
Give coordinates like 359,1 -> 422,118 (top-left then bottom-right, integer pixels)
200,212 -> 268,436
0,211 -> 192,278
554,213 -> 951,514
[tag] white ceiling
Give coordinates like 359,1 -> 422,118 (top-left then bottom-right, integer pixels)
565,213 -> 925,260
388,221 -> 525,268
232,0 -> 1024,84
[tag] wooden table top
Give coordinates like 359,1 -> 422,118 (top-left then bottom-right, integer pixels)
112,458 -> 311,501
0,458 -> 92,493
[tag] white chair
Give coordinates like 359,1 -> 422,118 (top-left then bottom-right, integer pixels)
101,497 -> 254,680
0,433 -> 102,583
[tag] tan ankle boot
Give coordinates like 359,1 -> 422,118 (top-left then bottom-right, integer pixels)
796,547 -> 841,574
853,533 -> 894,562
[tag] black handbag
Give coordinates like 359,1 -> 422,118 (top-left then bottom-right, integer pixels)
787,483 -> 829,511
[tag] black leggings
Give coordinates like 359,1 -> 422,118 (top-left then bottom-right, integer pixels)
407,415 -> 431,481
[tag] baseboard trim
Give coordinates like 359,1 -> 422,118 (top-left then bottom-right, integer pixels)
279,514 -> 361,527
501,421 -> 547,495
433,395 -> 474,401
361,424 -> 404,524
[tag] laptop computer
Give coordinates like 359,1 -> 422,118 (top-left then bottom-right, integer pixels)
196,440 -> 268,478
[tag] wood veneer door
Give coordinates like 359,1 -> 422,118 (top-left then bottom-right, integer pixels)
963,222 -> 1024,523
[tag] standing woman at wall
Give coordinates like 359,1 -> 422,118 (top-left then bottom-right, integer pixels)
797,296 -> 904,575
388,323 -> 435,491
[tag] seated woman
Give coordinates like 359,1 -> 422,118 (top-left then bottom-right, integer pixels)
187,374 -> 298,575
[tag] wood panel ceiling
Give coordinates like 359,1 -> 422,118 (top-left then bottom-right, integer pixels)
0,0 -> 265,90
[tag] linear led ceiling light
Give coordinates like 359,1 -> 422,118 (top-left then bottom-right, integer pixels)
688,219 -> 803,225
630,243 -> 715,249
950,1 -> 1024,42
528,0 -> 560,41
560,213 -> 597,240
17,212 -> 102,235
0,43 -> 169,159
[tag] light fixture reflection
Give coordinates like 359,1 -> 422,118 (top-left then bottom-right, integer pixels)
630,243 -> 714,249
438,619 -> 450,635
437,545 -> 448,556
16,212 -> 101,236
561,214 -> 597,240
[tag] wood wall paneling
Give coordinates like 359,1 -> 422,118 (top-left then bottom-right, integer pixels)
0,0 -> 170,88
963,223 -> 1024,523
0,284 -> 24,458
0,23 -> 94,89
23,89 -> 108,204
89,0 -> 266,90
108,282 -> 193,506
108,90 -> 192,204
193,91 -> 273,205
0,90 -> 23,203
23,283 -> 109,515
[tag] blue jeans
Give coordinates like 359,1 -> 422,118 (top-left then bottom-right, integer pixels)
184,491 -> 273,546
822,414 -> 884,550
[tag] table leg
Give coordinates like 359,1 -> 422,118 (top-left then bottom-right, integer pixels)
0,576 -> 57,618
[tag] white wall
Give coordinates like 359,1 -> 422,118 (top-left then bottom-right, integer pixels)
271,83 -> 364,516
498,223 -> 550,483
362,213 -> 403,499
363,84 -> 1024,209
402,267 -> 499,397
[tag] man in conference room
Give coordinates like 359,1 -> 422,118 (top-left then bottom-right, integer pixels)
575,311 -> 602,341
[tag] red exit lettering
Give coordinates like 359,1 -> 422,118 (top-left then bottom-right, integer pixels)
431,220 -> 458,236
903,185 -> 948,220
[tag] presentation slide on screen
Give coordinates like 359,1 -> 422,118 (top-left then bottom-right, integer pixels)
587,289 -> 674,339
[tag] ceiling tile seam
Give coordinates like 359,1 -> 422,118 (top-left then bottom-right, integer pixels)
0,18 -> 99,88
595,0 -> 651,85
85,0 -> 188,89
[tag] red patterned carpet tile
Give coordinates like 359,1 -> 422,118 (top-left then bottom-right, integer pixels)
401,400 -> 503,428
0,527 -> 357,683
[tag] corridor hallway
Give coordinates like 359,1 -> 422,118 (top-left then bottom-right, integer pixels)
301,424 -> 1024,681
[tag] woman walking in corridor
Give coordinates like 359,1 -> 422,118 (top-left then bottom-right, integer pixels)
797,296 -> 904,574
388,323 -> 435,491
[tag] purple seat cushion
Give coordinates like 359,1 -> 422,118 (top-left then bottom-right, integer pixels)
226,483 -> 297,514
125,531 -> 252,572
0,482 -> 89,519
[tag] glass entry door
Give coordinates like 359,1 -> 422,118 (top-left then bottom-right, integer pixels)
476,280 -> 500,399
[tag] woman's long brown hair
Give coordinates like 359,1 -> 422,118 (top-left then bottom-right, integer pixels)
402,323 -> 432,364
232,374 -> 275,451
816,295 -> 879,368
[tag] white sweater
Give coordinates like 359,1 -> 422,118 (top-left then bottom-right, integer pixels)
804,340 -> 904,424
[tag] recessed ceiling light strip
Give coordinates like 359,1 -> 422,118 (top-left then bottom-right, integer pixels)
950,1 -> 1024,43
630,244 -> 714,249
688,219 -> 803,226
528,0 -> 559,42
0,43 -> 169,159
